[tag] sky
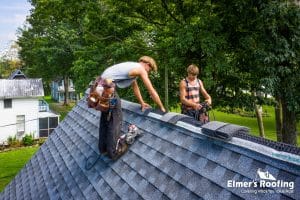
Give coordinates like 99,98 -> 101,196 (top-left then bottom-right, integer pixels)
0,0 -> 32,57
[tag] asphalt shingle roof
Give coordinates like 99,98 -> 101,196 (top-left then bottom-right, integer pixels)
8,70 -> 27,80
0,97 -> 299,200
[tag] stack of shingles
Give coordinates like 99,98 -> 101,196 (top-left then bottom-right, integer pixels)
201,121 -> 249,141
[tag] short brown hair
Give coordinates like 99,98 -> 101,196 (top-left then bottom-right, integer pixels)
139,56 -> 157,72
187,64 -> 199,75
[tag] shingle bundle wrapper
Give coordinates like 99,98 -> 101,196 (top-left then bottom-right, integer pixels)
201,121 -> 249,141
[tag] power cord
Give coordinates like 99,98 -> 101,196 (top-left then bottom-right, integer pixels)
85,155 -> 101,170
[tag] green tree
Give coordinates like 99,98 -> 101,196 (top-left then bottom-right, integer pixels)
17,0 -> 299,145
112,0 -> 228,109
0,43 -> 22,78
18,0 -> 79,105
214,0 -> 300,145
256,2 -> 300,145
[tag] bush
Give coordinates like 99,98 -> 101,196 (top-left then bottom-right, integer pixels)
22,134 -> 34,146
7,135 -> 16,144
37,138 -> 47,146
7,135 -> 21,147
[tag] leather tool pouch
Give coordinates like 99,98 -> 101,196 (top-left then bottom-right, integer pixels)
87,77 -> 116,112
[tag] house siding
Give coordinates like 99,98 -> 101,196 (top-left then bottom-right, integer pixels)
0,98 -> 39,142
51,79 -> 77,102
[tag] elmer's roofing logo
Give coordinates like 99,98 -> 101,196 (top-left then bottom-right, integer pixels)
256,168 -> 276,181
227,168 -> 295,195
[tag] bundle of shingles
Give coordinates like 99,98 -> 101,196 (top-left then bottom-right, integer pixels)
201,121 -> 249,141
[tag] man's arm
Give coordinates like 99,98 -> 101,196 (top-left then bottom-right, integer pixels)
139,71 -> 166,112
131,80 -> 151,110
199,80 -> 212,105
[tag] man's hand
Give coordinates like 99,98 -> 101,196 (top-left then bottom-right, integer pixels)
141,102 -> 151,111
160,107 -> 166,113
205,99 -> 212,106
192,103 -> 202,110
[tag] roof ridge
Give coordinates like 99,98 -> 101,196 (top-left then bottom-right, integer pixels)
235,132 -> 300,155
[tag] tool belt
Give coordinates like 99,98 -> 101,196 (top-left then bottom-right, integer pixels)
87,77 -> 117,112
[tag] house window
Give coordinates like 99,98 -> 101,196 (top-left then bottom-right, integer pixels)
39,118 -> 48,137
39,117 -> 59,137
16,115 -> 25,137
4,99 -> 12,108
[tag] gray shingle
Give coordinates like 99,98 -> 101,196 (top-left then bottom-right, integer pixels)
1,99 -> 299,200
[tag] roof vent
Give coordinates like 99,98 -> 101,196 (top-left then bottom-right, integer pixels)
201,121 -> 249,141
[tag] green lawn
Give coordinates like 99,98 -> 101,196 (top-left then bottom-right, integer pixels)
44,96 -> 75,120
210,106 -> 300,145
0,147 -> 39,192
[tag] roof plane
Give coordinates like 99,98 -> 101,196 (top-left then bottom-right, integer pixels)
0,98 -> 299,200
8,70 -> 27,80
0,79 -> 44,99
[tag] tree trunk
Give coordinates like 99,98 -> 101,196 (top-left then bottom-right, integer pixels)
255,104 -> 265,138
164,65 -> 169,111
252,91 -> 265,138
275,96 -> 283,142
63,76 -> 69,106
281,99 -> 297,145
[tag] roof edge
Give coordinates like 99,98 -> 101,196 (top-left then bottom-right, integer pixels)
230,137 -> 300,166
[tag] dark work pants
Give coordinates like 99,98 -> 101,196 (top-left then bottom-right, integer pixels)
98,94 -> 122,159
182,109 -> 198,120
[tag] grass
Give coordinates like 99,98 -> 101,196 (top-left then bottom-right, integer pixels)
211,107 -> 276,138
44,96 -> 75,120
0,146 -> 39,192
211,105 -> 300,145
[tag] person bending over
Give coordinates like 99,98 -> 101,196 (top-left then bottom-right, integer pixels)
88,56 -> 165,160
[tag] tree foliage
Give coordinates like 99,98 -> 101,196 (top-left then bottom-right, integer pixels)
0,43 -> 22,78
17,0 -> 300,145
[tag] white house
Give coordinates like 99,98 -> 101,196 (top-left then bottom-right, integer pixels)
0,79 -> 59,142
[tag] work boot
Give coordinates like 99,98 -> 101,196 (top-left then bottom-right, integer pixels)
100,150 -> 108,156
111,140 -> 128,160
